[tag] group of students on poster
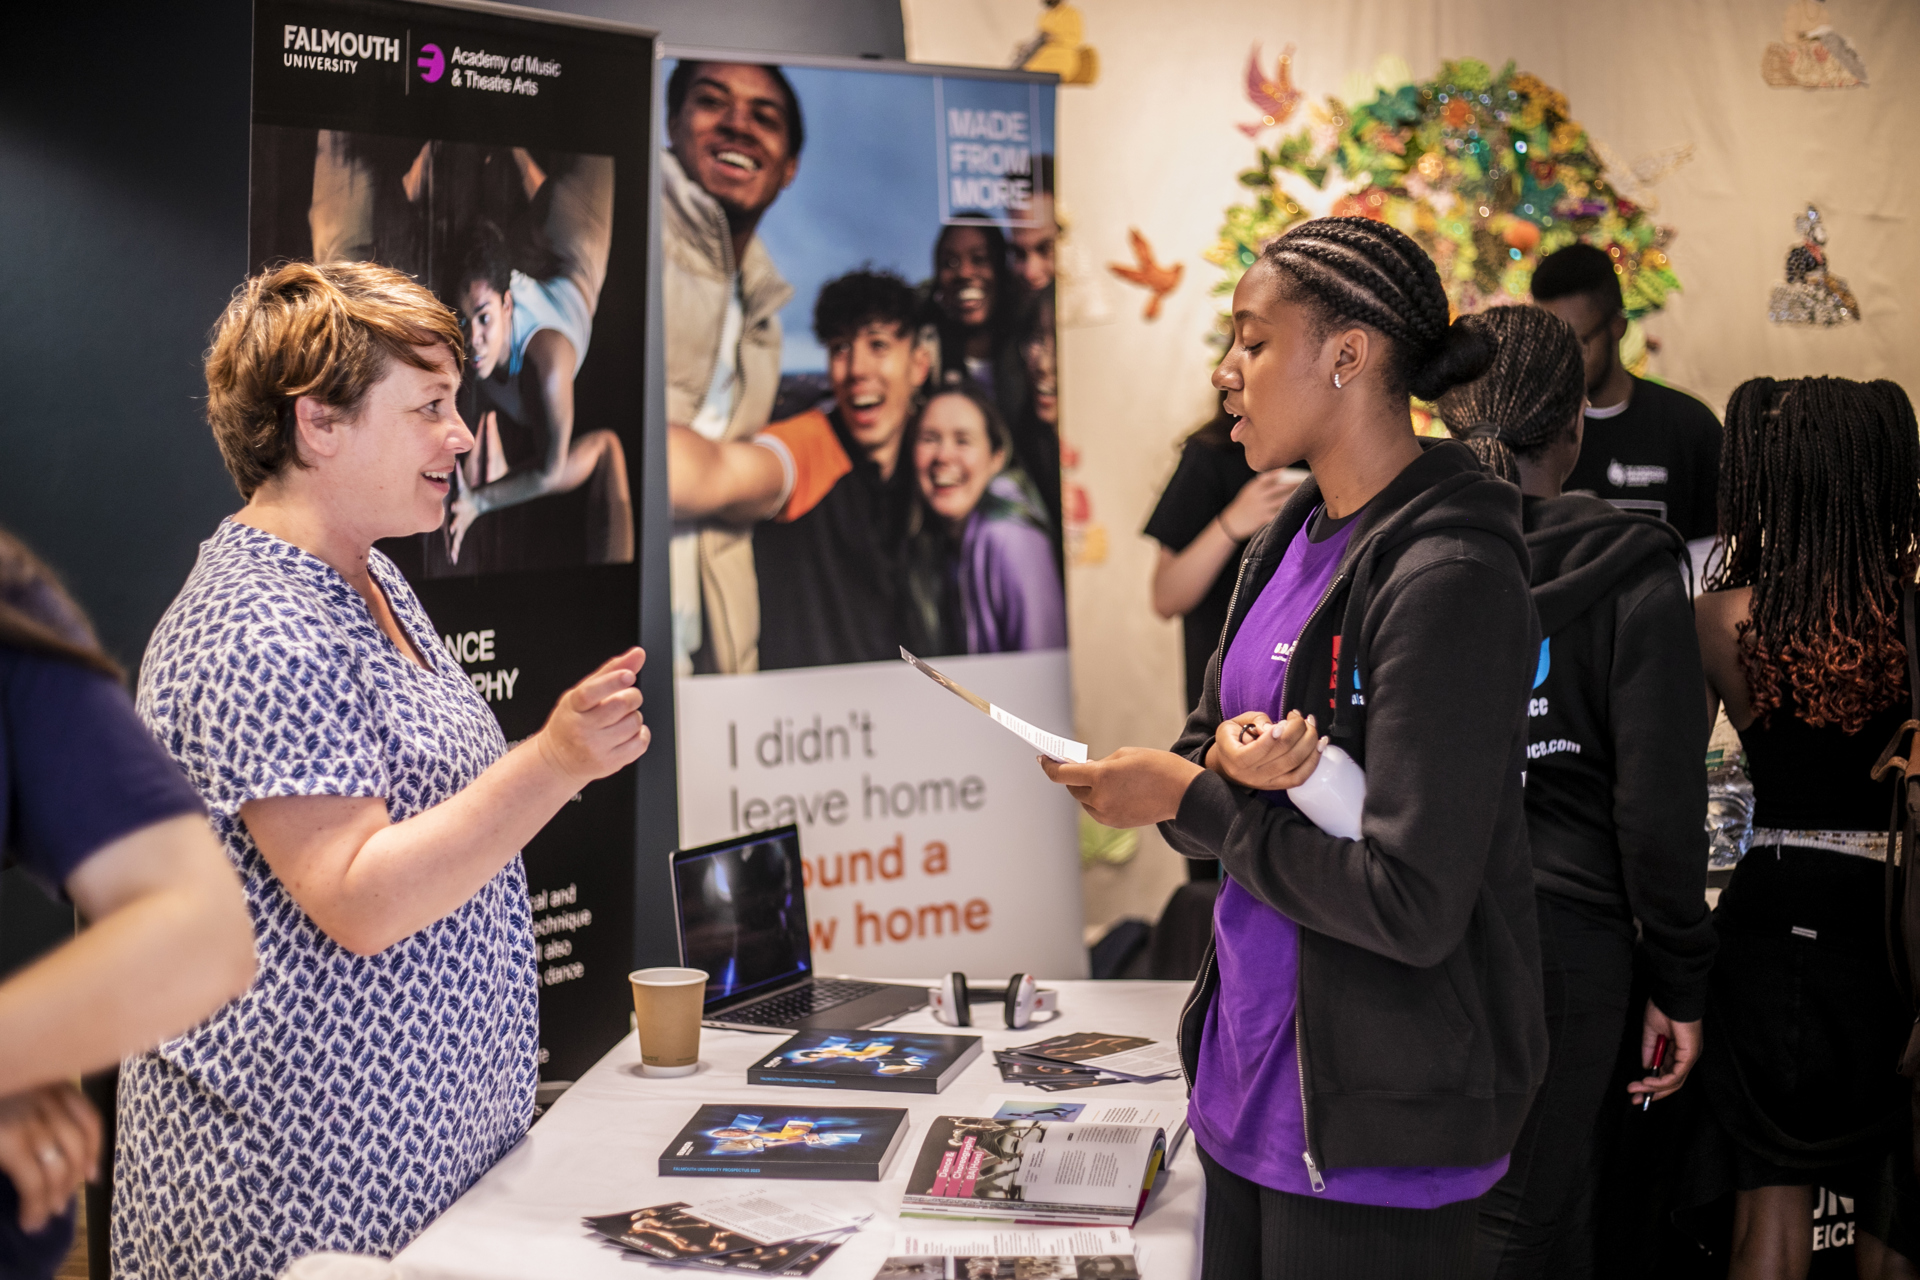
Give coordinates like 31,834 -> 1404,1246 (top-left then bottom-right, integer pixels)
660,58 -> 1067,676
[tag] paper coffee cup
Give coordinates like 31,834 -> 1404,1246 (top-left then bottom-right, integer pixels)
629,967 -> 706,1077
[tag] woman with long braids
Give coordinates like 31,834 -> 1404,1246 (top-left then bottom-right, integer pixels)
1040,218 -> 1547,1278
1435,306 -> 1716,1277
1694,377 -> 1920,1279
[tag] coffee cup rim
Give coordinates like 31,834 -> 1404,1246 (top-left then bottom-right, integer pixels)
629,967 -> 708,987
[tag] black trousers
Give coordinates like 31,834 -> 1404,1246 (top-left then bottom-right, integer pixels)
1474,892 -> 1636,1279
1199,1143 -> 1478,1278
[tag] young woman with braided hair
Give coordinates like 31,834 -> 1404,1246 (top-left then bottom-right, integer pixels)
1692,377 -> 1920,1280
1040,218 -> 1547,1278
1436,306 -> 1716,1278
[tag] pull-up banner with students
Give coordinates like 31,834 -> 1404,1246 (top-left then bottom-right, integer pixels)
662,52 -> 1086,979
249,0 -> 675,1081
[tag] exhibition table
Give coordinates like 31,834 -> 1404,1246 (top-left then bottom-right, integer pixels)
393,979 -> 1202,1279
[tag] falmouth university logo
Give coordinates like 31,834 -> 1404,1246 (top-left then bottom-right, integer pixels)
418,42 -> 445,82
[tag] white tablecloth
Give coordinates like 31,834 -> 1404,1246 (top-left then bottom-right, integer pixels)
393,980 -> 1203,1279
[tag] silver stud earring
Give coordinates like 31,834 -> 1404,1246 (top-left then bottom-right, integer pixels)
1333,372 -> 1343,389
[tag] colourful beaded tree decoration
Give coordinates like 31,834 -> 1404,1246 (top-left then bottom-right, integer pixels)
1208,58 -> 1683,324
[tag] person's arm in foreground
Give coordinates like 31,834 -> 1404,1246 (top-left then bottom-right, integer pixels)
241,649 -> 650,956
0,813 -> 256,1234
0,814 -> 254,1099
1611,570 -> 1713,1103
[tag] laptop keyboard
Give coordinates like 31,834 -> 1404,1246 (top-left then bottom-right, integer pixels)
718,979 -> 890,1028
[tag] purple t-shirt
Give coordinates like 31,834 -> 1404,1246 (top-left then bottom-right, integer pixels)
1189,509 -> 1510,1207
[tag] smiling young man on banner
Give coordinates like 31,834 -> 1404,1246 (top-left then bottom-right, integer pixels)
753,270 -> 938,669
662,60 -> 802,675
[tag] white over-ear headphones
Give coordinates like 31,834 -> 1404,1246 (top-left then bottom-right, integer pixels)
927,972 -> 1060,1030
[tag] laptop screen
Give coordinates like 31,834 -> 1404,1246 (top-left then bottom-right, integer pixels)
672,827 -> 812,1009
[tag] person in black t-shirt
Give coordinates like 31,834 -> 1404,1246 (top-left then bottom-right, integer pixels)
1144,396 -> 1301,710
1532,243 -> 1721,541
754,271 -> 936,669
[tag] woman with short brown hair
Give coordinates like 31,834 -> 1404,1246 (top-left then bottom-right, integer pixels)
114,260 -> 651,1278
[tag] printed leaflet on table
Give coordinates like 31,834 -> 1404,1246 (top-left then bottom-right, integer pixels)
872,1257 -> 1138,1278
992,1052 -> 1119,1091
998,1033 -> 1182,1083
582,1200 -> 852,1273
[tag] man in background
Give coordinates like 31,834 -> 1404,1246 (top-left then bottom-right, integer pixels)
662,60 -> 801,674
1006,157 -> 1058,296
1532,243 -> 1721,542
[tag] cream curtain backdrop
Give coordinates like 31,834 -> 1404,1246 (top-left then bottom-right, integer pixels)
905,0 -> 1920,932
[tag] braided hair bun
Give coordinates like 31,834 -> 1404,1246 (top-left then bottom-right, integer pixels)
1433,306 -> 1584,477
1261,217 -> 1494,399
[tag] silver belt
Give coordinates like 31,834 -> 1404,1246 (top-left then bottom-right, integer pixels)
1750,828 -> 1889,862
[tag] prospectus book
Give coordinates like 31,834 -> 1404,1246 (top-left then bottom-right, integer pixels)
748,1030 -> 984,1095
661,1106 -> 910,1181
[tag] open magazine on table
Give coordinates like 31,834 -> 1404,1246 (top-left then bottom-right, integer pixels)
980,1095 -> 1187,1158
901,1116 -> 1166,1227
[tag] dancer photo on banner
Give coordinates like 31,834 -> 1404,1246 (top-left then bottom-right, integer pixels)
246,0 -> 665,1081
252,129 -> 629,575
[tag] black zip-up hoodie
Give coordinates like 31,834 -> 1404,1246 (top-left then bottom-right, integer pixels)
1520,493 -> 1715,1020
1162,439 -> 1548,1175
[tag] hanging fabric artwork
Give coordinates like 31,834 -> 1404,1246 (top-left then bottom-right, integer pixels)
1761,0 -> 1868,89
1768,204 -> 1860,326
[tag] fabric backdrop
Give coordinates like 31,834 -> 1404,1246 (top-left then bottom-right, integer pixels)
904,0 -> 1920,932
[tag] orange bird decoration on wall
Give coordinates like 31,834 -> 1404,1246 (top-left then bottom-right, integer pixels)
1109,228 -> 1183,321
1238,43 -> 1301,137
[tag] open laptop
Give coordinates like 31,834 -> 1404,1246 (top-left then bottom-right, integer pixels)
670,826 -> 928,1033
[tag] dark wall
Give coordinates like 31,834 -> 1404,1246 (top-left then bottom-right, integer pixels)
0,0 -> 904,968
2,0 -> 255,674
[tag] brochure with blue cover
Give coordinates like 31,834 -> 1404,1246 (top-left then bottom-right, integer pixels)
661,1106 -> 911,1181
748,1030 -> 984,1095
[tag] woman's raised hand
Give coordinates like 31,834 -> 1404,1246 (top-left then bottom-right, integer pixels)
535,648 -> 651,787
1211,710 -> 1322,791
1218,469 -> 1301,541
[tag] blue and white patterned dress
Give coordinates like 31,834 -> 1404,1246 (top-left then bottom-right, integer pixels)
117,519 -> 539,1279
